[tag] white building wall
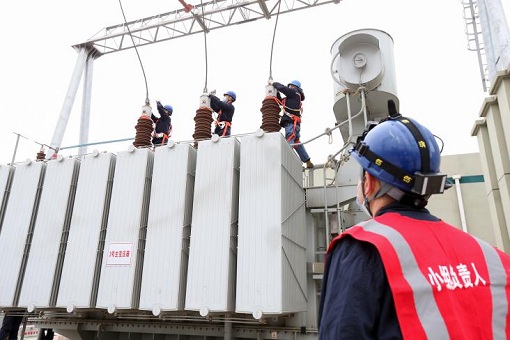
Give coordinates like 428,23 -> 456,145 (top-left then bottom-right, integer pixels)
471,68 -> 510,252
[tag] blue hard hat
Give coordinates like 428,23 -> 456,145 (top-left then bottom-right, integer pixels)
224,91 -> 236,102
288,80 -> 302,89
350,117 -> 441,193
163,104 -> 173,113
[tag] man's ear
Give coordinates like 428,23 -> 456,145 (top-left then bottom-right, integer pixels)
364,172 -> 381,198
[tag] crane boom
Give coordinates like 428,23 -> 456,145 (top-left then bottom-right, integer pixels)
73,0 -> 341,56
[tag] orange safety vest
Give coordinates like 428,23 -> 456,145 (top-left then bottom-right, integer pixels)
327,212 -> 510,339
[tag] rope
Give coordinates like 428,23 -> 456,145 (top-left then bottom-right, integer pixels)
268,0 -> 282,80
289,126 -> 336,147
118,0 -> 150,104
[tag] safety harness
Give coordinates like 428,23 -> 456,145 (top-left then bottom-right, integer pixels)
215,110 -> 232,137
152,116 -> 172,145
152,132 -> 169,145
275,95 -> 303,143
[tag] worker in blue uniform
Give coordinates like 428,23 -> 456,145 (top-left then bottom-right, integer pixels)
269,79 -> 313,168
209,90 -> 236,137
318,104 -> 510,339
152,101 -> 173,146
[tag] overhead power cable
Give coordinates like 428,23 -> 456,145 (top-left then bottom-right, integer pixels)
118,0 -> 151,104
268,0 -> 282,80
201,0 -> 209,93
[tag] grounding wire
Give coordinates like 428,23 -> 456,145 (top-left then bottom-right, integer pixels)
268,0 -> 282,80
118,0 -> 151,104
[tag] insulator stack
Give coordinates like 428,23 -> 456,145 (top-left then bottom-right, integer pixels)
192,107 -> 213,147
260,97 -> 281,133
36,149 -> 46,161
133,116 -> 154,148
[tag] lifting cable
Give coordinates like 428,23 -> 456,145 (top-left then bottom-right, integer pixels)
192,0 -> 214,145
260,1 -> 283,133
118,0 -> 151,105
118,0 -> 155,148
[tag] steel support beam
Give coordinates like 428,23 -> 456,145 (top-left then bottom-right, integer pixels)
72,0 -> 340,56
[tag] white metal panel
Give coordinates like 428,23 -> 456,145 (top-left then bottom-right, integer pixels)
56,152 -> 116,310
18,157 -> 79,310
185,138 -> 240,315
0,160 -> 45,307
236,132 -> 307,316
139,143 -> 196,315
96,148 -> 153,312
0,165 -> 14,230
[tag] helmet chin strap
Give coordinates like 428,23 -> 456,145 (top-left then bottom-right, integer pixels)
361,175 -> 373,217
361,174 -> 406,217
380,182 -> 405,201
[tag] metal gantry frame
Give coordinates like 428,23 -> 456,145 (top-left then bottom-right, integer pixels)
47,0 -> 341,156
79,0 -> 341,56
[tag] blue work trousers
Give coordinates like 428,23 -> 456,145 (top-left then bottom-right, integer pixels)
0,315 -> 23,340
284,123 -> 310,163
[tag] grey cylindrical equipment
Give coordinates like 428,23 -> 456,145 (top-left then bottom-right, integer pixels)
330,29 -> 399,142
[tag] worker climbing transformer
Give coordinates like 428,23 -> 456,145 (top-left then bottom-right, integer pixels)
152,101 -> 173,146
269,79 -> 313,168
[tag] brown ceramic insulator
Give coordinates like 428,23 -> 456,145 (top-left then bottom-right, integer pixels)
36,150 -> 46,161
260,97 -> 281,133
133,116 -> 154,148
192,107 -> 214,146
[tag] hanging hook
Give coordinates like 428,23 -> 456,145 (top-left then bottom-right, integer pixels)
325,127 -> 333,144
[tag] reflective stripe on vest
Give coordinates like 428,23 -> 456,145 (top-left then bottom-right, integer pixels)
328,213 -> 510,339
476,237 -> 510,337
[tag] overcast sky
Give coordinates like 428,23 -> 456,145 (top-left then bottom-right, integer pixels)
1,0 -> 509,166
